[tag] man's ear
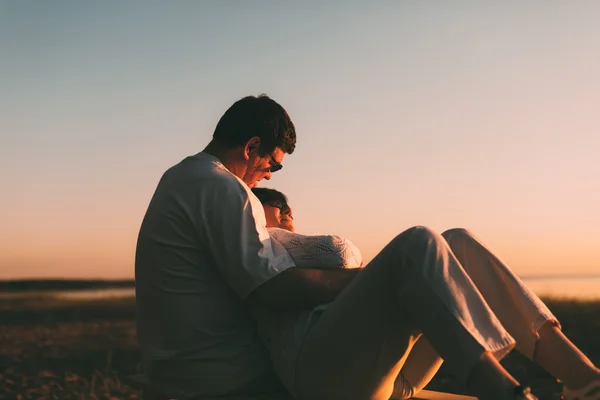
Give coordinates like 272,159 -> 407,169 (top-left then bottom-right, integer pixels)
243,137 -> 261,161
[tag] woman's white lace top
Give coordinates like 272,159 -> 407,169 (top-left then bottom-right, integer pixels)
267,227 -> 362,269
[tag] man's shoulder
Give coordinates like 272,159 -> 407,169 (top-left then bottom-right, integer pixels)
165,153 -> 248,195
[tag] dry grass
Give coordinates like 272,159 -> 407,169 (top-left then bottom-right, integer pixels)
0,296 -> 141,399
0,295 -> 599,399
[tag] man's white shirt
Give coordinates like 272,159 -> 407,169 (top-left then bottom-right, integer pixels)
135,152 -> 295,398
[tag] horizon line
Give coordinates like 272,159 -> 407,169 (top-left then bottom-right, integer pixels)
2,273 -> 600,283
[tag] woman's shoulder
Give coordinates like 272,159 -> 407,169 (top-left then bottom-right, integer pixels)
267,228 -> 362,269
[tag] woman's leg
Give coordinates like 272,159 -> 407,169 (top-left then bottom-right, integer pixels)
442,228 -> 600,391
393,337 -> 525,400
534,322 -> 600,391
392,336 -> 444,399
294,226 -> 522,400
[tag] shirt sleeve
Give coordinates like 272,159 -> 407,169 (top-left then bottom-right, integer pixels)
203,189 -> 296,299
267,227 -> 363,269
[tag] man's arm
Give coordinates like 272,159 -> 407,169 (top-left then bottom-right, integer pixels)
245,267 -> 361,310
204,185 -> 360,306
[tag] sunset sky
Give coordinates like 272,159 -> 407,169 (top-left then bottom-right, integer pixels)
2,2 -> 599,280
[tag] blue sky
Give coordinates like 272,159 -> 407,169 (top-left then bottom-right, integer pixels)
2,2 -> 599,278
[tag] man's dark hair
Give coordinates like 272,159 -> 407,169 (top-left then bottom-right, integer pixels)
213,94 -> 296,154
251,187 -> 290,212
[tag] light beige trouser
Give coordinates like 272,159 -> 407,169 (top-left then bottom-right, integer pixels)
292,227 -> 559,400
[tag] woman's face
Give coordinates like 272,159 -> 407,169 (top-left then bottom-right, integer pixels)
264,205 -> 294,232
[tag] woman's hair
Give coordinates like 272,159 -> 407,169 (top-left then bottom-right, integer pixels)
213,94 -> 296,155
251,187 -> 290,212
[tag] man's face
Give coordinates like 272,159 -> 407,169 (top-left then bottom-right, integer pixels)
263,204 -> 295,232
243,147 -> 285,189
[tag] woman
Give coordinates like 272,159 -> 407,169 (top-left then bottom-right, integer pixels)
252,187 -> 363,270
251,187 -> 600,400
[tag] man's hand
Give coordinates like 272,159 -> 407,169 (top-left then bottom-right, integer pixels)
245,267 -> 361,310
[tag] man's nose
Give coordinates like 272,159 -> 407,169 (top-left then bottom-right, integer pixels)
264,172 -> 272,180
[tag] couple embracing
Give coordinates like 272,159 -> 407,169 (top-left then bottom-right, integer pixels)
135,95 -> 600,400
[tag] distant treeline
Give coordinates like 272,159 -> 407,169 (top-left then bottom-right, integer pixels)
0,279 -> 135,292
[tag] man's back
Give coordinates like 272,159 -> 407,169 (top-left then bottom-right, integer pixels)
135,153 -> 289,399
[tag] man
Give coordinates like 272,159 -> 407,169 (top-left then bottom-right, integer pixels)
135,94 -> 309,399
136,95 -> 599,400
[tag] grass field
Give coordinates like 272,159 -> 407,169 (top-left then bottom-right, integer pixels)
1,295 -> 599,399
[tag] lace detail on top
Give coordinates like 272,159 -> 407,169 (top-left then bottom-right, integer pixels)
267,227 -> 362,269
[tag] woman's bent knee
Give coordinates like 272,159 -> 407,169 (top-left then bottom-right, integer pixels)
386,226 -> 447,255
403,225 -> 442,242
380,226 -> 446,269
442,227 -> 473,240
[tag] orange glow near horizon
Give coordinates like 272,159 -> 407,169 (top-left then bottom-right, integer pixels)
2,202 -> 599,279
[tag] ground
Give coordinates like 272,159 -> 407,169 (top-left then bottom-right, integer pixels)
1,296 -> 599,399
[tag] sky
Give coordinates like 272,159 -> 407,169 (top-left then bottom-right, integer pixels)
1,1 -> 599,280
